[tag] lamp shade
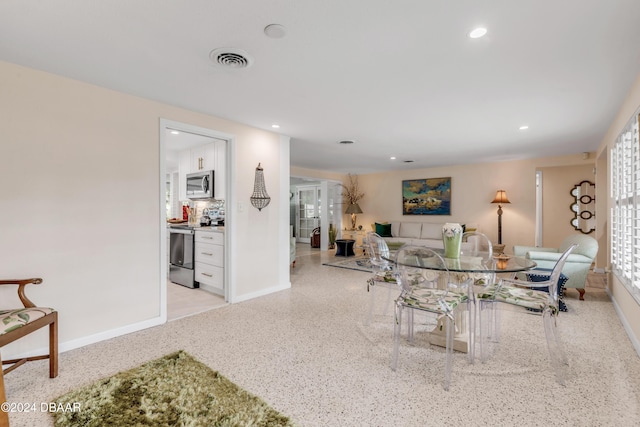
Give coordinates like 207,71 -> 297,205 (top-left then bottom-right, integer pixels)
345,203 -> 363,214
491,190 -> 511,204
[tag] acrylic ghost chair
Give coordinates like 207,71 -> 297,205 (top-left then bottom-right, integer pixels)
391,246 -> 471,391
476,244 -> 577,385
364,232 -> 402,325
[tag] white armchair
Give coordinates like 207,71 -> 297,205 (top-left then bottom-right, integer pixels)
513,234 -> 598,300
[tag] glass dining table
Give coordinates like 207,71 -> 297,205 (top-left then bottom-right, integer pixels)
383,249 -> 537,355
384,250 -> 537,275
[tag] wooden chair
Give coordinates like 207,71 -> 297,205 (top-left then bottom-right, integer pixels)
0,278 -> 58,427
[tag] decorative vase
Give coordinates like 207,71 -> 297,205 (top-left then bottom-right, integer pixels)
442,223 -> 463,259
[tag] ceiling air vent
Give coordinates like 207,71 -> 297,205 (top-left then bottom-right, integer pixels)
209,48 -> 253,69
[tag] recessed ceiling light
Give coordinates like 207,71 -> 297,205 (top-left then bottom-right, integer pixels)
271,124 -> 280,129
469,27 -> 487,39
519,125 -> 529,130
170,130 -> 180,135
390,156 -> 396,160
264,24 -> 287,39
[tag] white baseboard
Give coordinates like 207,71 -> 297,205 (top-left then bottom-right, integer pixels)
231,282 -> 291,303
6,316 -> 166,361
608,288 -> 640,357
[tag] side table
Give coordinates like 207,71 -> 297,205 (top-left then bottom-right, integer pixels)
335,239 -> 356,257
341,229 -> 367,255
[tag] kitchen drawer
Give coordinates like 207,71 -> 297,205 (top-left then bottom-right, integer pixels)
195,262 -> 223,290
195,231 -> 223,245
195,242 -> 224,267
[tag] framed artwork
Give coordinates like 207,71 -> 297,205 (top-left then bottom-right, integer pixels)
402,177 -> 451,215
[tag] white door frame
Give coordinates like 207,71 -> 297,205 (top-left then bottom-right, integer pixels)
159,118 -> 234,321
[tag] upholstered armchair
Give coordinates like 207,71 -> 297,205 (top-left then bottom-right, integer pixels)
513,234 -> 598,300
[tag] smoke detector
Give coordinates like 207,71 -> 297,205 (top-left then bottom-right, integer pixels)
209,48 -> 254,69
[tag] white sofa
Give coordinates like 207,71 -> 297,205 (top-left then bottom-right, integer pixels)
374,221 -> 479,250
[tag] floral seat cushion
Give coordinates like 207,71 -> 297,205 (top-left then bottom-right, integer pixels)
0,307 -> 55,335
477,284 -> 557,313
372,270 -> 396,283
402,288 -> 468,312
525,269 -> 568,312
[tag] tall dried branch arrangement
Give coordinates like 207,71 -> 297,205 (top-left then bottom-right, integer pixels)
341,174 -> 364,204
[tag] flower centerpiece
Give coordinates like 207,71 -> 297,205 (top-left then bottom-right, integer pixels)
442,223 -> 463,259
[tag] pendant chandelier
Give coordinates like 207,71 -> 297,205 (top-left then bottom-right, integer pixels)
250,163 -> 271,211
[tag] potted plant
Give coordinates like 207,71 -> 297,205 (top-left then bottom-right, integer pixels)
328,224 -> 338,249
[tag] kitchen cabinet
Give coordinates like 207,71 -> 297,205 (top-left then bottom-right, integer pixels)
191,144 -> 216,172
194,229 -> 224,296
178,141 -> 225,201
214,140 -> 226,200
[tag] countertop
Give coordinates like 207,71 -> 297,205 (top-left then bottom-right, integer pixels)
167,223 -> 224,233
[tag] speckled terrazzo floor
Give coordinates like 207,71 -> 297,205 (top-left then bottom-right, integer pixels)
4,248 -> 640,426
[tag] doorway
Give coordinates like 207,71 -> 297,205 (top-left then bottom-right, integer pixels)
160,119 -> 232,321
290,177 -> 341,251
296,185 -> 321,244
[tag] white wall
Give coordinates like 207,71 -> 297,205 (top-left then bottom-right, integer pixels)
0,61 -> 290,358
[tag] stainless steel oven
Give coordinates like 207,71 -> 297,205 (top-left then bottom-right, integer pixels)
169,226 -> 198,288
186,170 -> 214,199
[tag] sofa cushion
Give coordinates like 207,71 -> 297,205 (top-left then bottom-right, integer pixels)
420,223 -> 442,240
399,223 -> 422,238
375,222 -> 392,237
391,223 -> 400,237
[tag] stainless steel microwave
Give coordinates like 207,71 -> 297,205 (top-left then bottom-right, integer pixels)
186,170 -> 214,199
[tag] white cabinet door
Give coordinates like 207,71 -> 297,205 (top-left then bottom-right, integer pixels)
214,139 -> 226,200
191,144 -> 216,172
194,230 -> 224,296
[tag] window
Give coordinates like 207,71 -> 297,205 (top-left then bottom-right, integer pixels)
611,109 -> 640,297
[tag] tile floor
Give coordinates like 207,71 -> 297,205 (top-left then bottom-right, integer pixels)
167,280 -> 226,321
167,241 -> 319,321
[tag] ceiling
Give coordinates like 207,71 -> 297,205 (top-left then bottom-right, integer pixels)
2,1 -> 640,174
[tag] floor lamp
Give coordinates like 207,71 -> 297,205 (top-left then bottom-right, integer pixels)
491,190 -> 511,249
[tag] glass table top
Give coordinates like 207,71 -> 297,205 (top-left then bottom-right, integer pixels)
384,250 -> 536,274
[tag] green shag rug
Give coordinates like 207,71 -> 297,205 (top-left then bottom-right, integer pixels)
53,350 -> 296,427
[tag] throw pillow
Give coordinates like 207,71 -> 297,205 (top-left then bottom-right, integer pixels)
375,222 -> 392,237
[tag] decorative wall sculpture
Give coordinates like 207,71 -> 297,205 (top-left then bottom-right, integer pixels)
570,180 -> 595,234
